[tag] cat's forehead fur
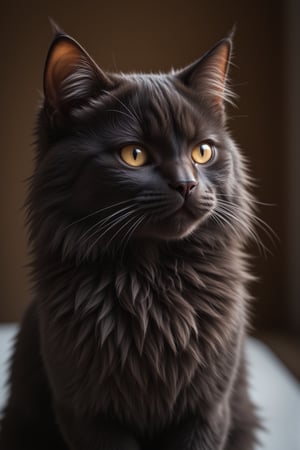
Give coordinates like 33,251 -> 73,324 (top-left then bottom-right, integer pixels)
106,73 -> 217,146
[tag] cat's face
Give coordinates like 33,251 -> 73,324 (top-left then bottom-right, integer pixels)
29,31 -> 251,260
62,75 -> 232,242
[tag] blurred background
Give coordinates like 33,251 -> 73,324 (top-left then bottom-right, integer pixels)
0,0 -> 299,378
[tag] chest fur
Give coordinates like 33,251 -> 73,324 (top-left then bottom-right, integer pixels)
41,256 -> 244,432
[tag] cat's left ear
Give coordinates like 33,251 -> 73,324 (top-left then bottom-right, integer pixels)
175,36 -> 234,112
44,32 -> 114,115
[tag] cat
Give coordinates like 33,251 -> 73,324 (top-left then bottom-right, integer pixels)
0,25 -> 260,450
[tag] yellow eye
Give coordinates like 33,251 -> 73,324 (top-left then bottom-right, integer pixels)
191,142 -> 214,164
120,145 -> 148,167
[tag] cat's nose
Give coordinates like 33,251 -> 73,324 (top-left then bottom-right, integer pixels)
169,181 -> 198,199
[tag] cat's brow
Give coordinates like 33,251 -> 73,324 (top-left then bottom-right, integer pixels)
140,79 -> 201,143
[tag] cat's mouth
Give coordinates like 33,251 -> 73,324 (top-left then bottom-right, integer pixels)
170,195 -> 214,219
141,199 -> 215,240
170,202 -> 196,220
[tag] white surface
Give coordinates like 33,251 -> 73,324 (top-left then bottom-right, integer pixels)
0,325 -> 17,412
0,325 -> 299,449
246,338 -> 300,450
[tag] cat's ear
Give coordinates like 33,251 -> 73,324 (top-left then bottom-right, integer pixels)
44,33 -> 114,114
175,37 -> 234,111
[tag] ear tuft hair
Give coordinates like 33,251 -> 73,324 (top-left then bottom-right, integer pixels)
48,18 -> 65,38
43,33 -> 114,115
175,37 -> 236,112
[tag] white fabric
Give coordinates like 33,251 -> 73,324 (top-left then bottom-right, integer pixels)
246,338 -> 300,450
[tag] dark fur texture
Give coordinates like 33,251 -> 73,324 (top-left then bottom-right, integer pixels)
0,28 -> 260,449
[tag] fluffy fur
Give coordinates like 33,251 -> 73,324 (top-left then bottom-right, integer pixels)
0,28 -> 260,450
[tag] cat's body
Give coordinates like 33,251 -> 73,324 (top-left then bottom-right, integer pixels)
0,28 -> 259,450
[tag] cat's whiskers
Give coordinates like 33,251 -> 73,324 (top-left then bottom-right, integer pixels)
214,202 -> 271,257
140,200 -> 171,214
78,192 -> 171,257
211,209 -> 241,239
62,199 -> 133,231
106,109 -> 138,122
105,211 -> 142,250
85,206 -> 139,256
217,198 -> 279,247
213,208 -> 269,258
102,90 -> 141,124
216,193 -> 276,208
119,213 -> 147,260
79,203 -> 137,245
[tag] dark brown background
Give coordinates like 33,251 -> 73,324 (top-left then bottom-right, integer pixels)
0,1 -> 299,372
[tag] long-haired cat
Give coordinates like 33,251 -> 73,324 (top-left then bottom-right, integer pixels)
0,26 -> 260,450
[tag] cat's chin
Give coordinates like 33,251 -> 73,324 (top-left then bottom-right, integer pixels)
140,209 -> 209,241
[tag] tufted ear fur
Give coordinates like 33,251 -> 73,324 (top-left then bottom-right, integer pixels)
44,31 -> 114,115
175,36 -> 234,112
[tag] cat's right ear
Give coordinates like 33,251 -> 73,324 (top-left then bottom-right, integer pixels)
174,36 -> 234,114
44,33 -> 114,115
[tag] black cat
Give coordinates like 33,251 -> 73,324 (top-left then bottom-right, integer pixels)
0,26 -> 260,449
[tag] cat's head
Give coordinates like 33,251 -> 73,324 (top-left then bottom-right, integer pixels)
28,29 -> 253,261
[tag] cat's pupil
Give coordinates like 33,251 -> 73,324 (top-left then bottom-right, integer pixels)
133,148 -> 141,160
